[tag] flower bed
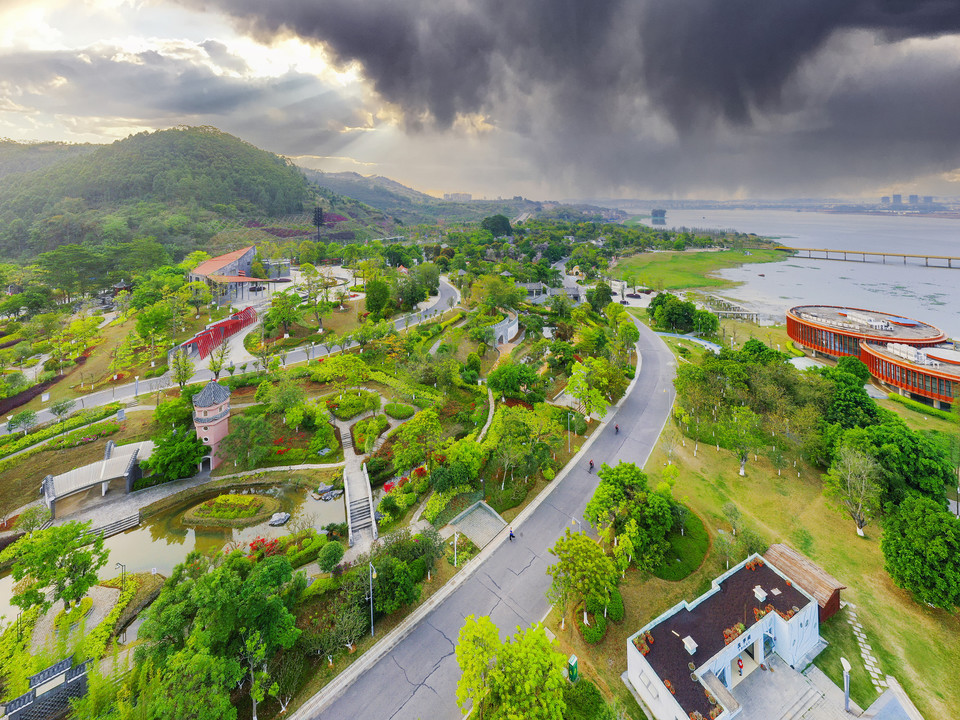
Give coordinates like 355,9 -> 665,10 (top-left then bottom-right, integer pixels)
181,493 -> 281,527
0,404 -> 121,459
46,420 -> 121,450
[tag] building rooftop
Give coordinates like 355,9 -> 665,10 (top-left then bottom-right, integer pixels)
789,305 -> 946,343
865,343 -> 960,379
764,544 -> 845,610
193,381 -> 232,408
192,246 -> 254,278
640,560 -> 811,719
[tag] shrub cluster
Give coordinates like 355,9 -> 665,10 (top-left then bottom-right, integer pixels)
423,484 -> 474,524
326,389 -> 379,420
353,414 -> 389,450
578,610 -> 607,644
384,403 -> 415,420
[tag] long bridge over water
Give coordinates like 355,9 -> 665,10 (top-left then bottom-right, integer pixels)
777,246 -> 960,268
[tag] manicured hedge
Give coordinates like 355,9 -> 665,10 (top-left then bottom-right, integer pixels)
384,403 -> 415,420
326,389 -> 379,420
0,404 -> 121,459
423,485 -> 474,524
887,392 -> 954,422
578,611 -> 607,644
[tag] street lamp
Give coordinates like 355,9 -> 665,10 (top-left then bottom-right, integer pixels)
451,530 -> 459,567
367,562 -> 377,637
571,517 -> 583,533
840,657 -> 851,712
134,376 -> 139,399
116,561 -> 125,590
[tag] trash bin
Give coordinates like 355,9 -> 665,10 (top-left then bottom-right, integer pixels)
568,654 -> 578,683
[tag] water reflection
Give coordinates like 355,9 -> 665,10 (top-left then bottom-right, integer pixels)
0,482 -> 346,617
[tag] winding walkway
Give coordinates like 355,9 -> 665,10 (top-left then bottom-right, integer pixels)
290,318 -> 677,719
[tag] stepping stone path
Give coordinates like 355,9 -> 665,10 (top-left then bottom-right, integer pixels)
843,602 -> 887,694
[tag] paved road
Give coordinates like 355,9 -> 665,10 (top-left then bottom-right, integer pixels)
2,278 -> 460,434
298,319 -> 676,719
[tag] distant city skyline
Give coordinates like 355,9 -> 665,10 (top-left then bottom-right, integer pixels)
3,1 -> 960,201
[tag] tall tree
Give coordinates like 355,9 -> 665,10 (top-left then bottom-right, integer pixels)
823,445 -> 882,536
0,521 -> 109,612
143,428 -> 207,481
882,495 -> 960,609
217,415 -> 272,470
393,409 -> 444,471
171,349 -> 195,389
546,529 -> 618,625
456,615 -> 500,718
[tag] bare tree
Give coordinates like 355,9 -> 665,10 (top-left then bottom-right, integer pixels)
823,445 -> 882,536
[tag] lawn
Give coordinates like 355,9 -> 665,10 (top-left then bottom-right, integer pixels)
642,428 -> 960,718
652,507 -> 709,581
613,248 -> 785,290
814,606 -> 878,709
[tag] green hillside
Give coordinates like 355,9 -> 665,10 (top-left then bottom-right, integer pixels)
0,126 -> 310,258
0,140 -> 97,179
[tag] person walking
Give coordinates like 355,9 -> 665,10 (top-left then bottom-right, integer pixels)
589,459 -> 594,471
509,527 -> 515,542
615,424 -> 619,434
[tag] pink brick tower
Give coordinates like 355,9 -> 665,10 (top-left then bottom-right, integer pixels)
193,381 -> 232,469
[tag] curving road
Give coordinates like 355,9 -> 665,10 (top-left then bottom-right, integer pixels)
293,319 -> 676,719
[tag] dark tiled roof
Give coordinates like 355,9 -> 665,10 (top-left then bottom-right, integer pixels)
642,562 -> 811,718
193,381 -> 231,408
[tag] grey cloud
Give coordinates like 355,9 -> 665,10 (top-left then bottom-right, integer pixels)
0,45 -> 372,155
200,39 -> 251,74
174,0 -> 960,195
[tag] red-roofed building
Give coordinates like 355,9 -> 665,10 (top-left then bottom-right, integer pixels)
189,246 -> 265,302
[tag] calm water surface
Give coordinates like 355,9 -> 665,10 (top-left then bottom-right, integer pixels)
661,209 -> 960,337
0,484 -> 345,617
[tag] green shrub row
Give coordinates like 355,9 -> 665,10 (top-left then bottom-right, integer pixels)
423,484 -> 474,524
368,370 -> 444,407
47,420 -> 122,450
887,392 -> 954,421
786,341 -> 806,357
288,533 -> 329,568
0,404 -> 121,459
77,578 -> 138,662
144,364 -> 168,379
384,403 -> 415,419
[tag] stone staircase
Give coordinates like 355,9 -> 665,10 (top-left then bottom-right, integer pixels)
84,512 -> 140,539
780,686 -> 822,720
341,426 -> 354,454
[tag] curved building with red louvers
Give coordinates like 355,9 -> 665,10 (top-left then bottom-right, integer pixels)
787,305 -> 955,408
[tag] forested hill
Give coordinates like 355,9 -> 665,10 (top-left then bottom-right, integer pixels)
302,168 -> 535,225
0,126 -> 310,258
0,140 -> 97,179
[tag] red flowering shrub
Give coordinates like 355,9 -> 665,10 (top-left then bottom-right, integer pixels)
413,466 -> 428,479
249,536 -> 281,558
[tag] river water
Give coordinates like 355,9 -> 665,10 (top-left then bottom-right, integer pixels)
658,209 -> 960,338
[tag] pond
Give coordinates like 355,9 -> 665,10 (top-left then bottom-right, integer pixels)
0,482 -> 345,618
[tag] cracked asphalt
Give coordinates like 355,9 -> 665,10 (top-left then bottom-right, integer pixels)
305,320 -> 676,719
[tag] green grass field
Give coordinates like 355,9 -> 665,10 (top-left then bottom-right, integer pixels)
613,248 -> 786,290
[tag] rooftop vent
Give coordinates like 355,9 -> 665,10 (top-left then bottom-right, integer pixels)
682,636 -> 698,655
754,586 -> 767,602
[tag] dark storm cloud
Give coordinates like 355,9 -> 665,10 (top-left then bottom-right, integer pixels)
175,0 -> 960,194
0,45 -> 372,154
180,0 -> 960,130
